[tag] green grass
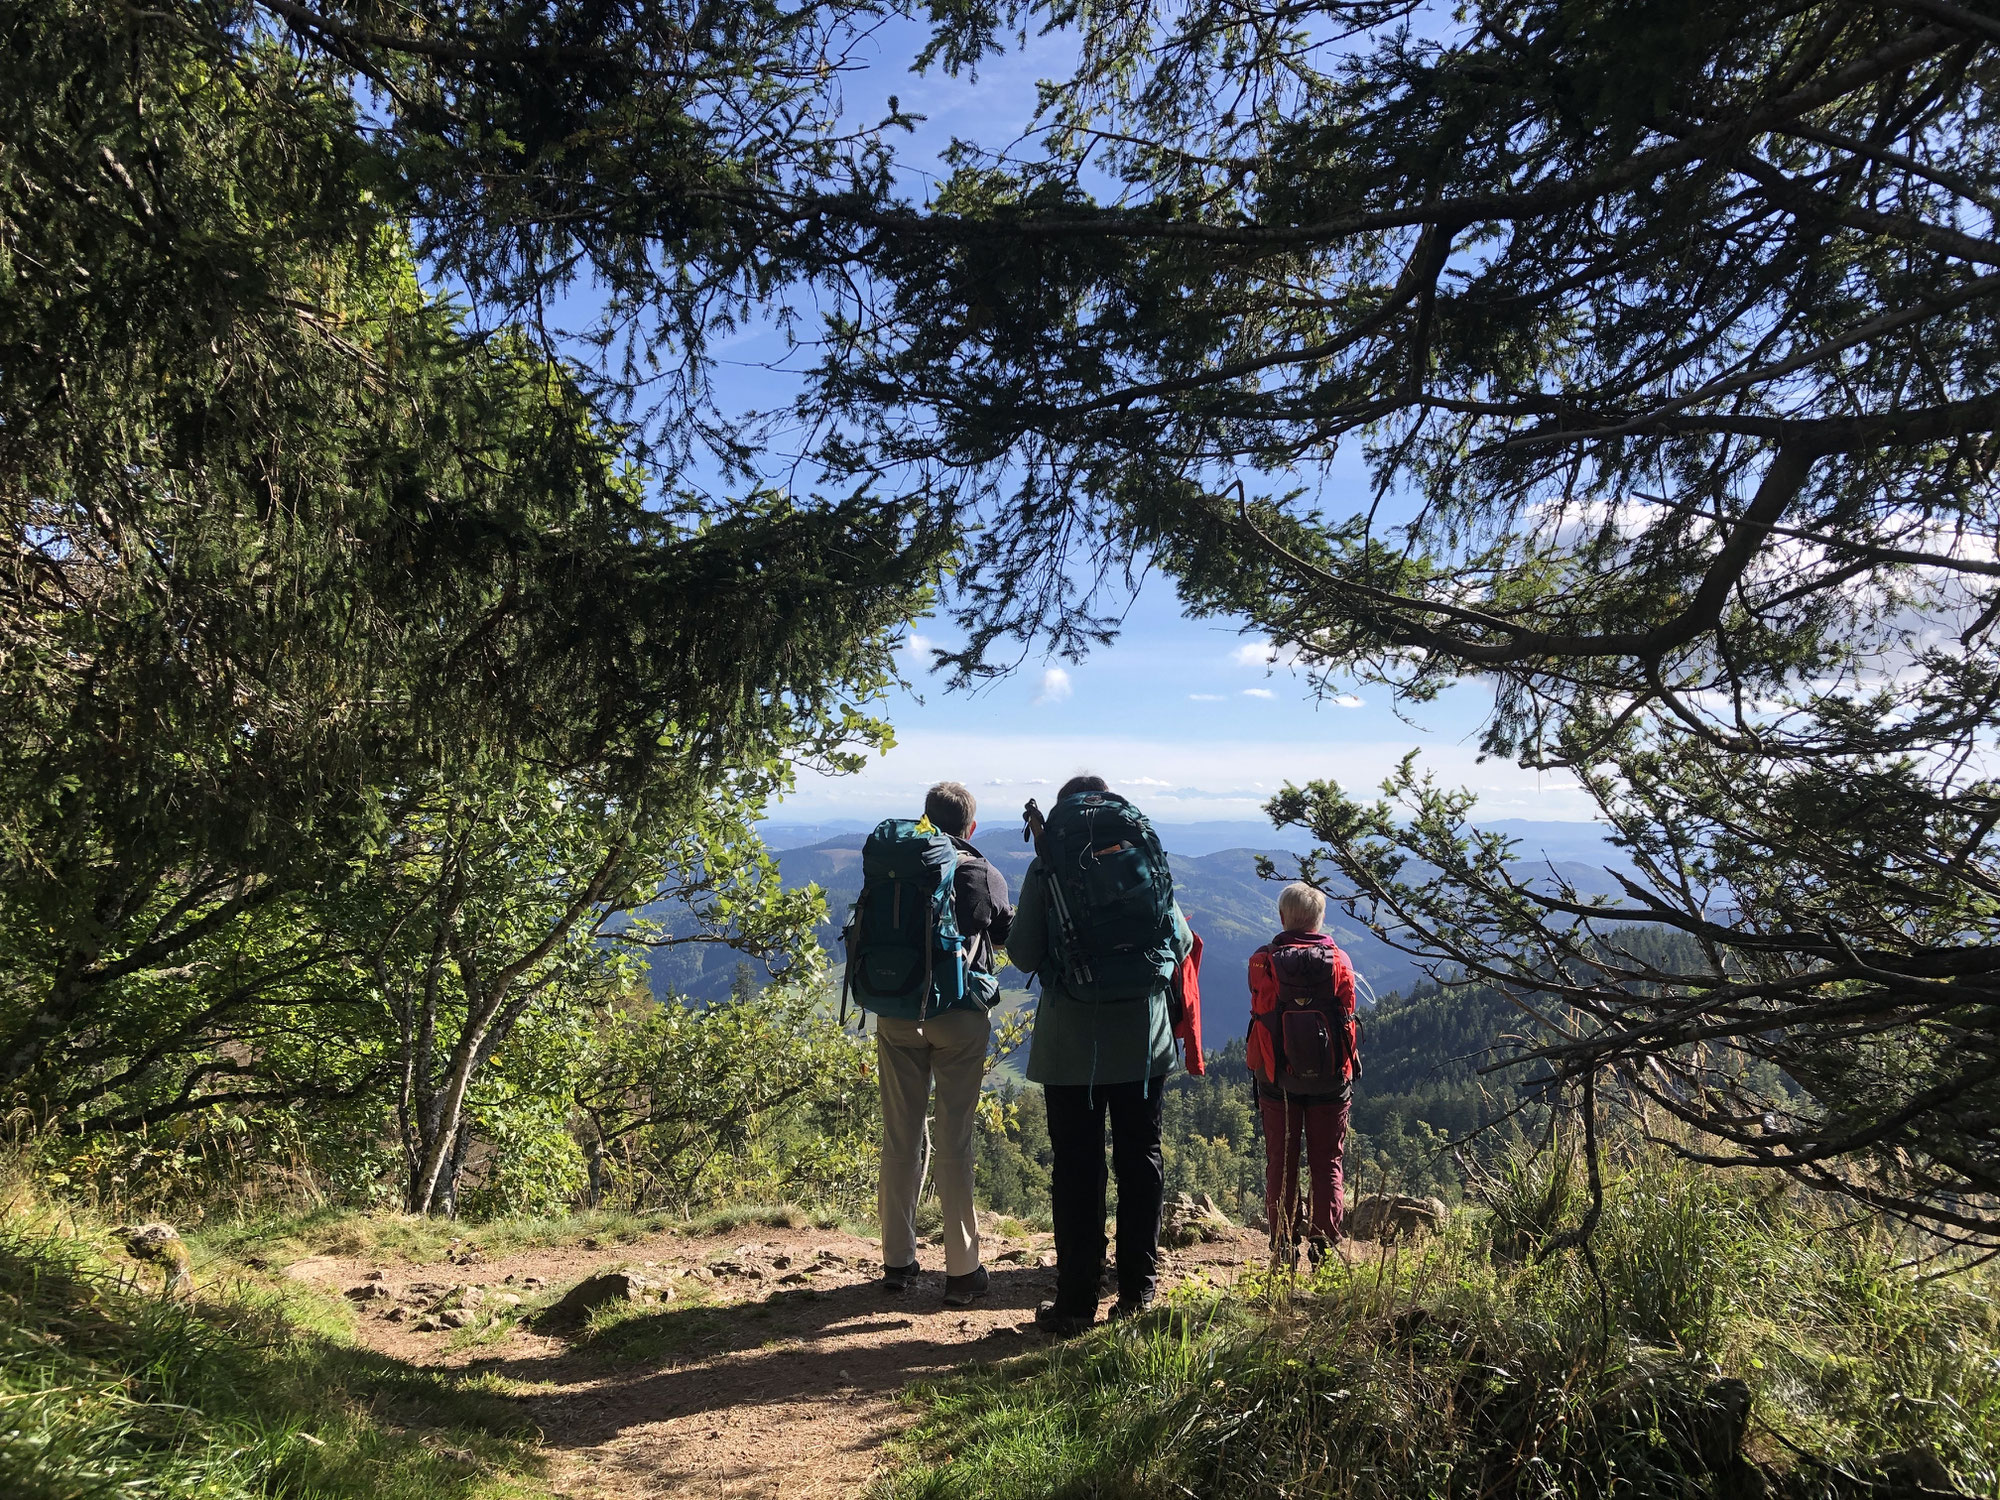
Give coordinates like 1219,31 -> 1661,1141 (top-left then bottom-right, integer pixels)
674,1200 -> 861,1237
195,1204 -> 672,1269
0,1191 -> 553,1500
878,1147 -> 2000,1500
195,1198 -> 874,1278
564,1288 -> 737,1365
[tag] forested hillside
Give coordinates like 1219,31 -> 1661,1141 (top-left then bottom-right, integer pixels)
650,827 -> 1634,1044
975,972 -> 1549,1224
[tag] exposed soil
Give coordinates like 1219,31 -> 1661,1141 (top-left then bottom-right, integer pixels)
283,1218 -> 1272,1499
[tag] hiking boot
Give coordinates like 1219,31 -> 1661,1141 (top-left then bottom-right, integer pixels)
1108,1292 -> 1154,1322
880,1262 -> 920,1293
1033,1301 -> 1094,1338
942,1266 -> 990,1308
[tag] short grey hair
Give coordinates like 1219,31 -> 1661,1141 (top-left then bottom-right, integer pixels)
1278,882 -> 1326,932
924,781 -> 977,836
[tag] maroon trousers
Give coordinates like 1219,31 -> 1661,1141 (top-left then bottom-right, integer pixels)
1259,1091 -> 1351,1245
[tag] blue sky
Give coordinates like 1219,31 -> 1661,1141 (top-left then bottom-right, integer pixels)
686,15 -> 1595,827
743,17 -> 1590,827
778,585 -> 1595,824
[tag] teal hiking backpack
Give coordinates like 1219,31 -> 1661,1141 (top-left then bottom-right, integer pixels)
1037,790 -> 1177,1002
840,817 -> 969,1021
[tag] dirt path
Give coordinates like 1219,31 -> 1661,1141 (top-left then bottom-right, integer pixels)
285,1219 -> 1269,1499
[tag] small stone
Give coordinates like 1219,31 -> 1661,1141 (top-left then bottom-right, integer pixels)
1162,1191 -> 1237,1248
836,1367 -> 853,1383
551,1269 -> 651,1321
581,1237 -> 602,1251
497,1292 -> 522,1308
814,1248 -> 849,1267
1037,1251 -> 1058,1269
771,1254 -> 793,1270
1347,1194 -> 1447,1243
383,1306 -> 408,1322
428,1284 -> 485,1314
345,1282 -> 396,1301
440,1307 -> 476,1329
777,1271 -> 811,1285
996,1248 -> 1029,1264
522,1276 -> 545,1288
415,1314 -> 443,1332
364,1269 -> 386,1281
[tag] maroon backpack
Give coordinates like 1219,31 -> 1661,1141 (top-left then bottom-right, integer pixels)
1255,942 -> 1359,1096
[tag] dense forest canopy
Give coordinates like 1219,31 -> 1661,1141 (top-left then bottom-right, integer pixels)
0,0 -> 939,1211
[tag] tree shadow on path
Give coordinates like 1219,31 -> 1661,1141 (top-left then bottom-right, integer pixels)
471,1264 -> 1061,1454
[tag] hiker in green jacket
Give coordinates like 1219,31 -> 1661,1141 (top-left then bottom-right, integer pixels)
1011,774 -> 1194,1335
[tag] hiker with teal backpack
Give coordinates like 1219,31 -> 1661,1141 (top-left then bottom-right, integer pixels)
1010,775 -> 1197,1335
842,781 -> 1011,1308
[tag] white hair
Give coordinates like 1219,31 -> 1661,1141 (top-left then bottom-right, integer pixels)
1278,882 -> 1326,933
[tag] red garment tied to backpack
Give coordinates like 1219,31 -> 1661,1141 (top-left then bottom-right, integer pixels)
1171,932 -> 1206,1075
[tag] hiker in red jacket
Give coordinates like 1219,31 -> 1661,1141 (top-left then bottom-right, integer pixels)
1246,882 -> 1359,1266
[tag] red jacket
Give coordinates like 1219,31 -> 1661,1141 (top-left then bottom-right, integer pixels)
1171,932 -> 1205,1075
1246,930 -> 1357,1087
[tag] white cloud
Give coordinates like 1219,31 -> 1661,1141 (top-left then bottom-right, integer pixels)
776,728 -> 1599,823
1188,692 -> 1225,702
1331,694 -> 1365,708
1120,776 -> 1173,787
1243,687 -> 1276,700
1234,638 -> 1305,670
1033,667 -> 1072,705
903,631 -> 934,657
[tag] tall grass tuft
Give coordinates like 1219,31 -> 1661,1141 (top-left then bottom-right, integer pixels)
881,1146 -> 1999,1500
0,1179 -> 550,1500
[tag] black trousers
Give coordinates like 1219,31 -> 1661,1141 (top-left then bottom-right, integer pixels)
1043,1077 -> 1167,1314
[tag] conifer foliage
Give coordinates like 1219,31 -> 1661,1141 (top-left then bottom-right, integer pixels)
798,0 -> 2000,1243
0,0 -> 938,1208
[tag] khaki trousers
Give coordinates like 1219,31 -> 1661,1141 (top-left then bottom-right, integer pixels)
875,1006 -> 990,1277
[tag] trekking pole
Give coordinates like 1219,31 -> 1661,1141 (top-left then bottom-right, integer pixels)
1022,799 -> 1095,985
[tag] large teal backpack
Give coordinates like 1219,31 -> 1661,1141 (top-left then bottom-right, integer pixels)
840,818 -> 969,1021
1037,791 -> 1177,1002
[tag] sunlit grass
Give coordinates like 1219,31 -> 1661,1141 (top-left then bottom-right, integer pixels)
0,1188 -> 553,1500
879,1147 -> 2000,1500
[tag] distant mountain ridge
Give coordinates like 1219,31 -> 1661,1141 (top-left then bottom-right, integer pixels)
761,815 -> 1622,863
647,818 -> 1635,1043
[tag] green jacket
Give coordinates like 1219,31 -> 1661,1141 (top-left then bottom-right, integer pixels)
1008,859 -> 1194,1087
